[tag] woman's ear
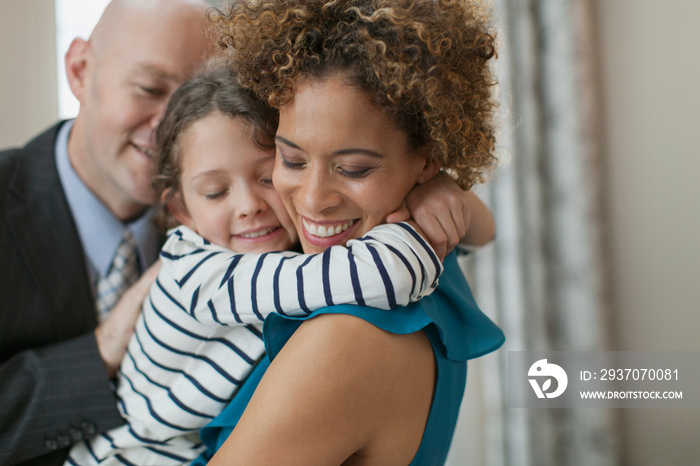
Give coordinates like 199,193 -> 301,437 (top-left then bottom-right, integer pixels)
163,189 -> 195,230
417,157 -> 442,184
65,38 -> 92,103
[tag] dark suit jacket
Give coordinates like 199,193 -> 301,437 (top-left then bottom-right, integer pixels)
0,123 -> 125,465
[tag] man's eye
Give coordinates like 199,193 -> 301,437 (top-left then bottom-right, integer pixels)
261,178 -> 274,187
140,86 -> 166,96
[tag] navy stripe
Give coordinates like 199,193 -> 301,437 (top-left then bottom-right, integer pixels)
102,432 -> 118,448
160,247 -> 204,261
219,255 -> 242,288
143,307 -> 246,381
84,438 -> 101,464
346,248 -> 366,306
407,247 -> 427,292
246,324 -> 263,340
125,347 -> 214,420
396,223 -> 440,286
125,349 -> 169,391
133,330 -> 229,403
148,301 -> 256,366
250,253 -> 269,321
228,278 -> 243,324
145,446 -> 192,462
65,457 -> 78,465
177,251 -> 221,287
83,432 -> 134,465
366,244 -> 396,308
296,256 -> 315,314
383,243 -> 416,295
272,257 -> 290,316
208,300 -> 223,325
120,371 -> 194,432
322,249 -> 334,306
189,285 -> 200,317
114,454 -> 137,466
167,391 -> 214,420
125,426 -> 168,446
155,279 -> 186,312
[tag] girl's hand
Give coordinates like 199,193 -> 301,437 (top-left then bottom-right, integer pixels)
386,173 -> 494,260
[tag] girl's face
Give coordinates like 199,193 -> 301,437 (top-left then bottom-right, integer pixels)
173,111 -> 298,253
273,76 -> 438,254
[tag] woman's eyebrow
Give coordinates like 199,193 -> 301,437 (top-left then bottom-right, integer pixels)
275,135 -> 382,158
332,148 -> 383,158
275,135 -> 301,150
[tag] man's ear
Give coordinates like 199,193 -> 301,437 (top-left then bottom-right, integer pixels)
65,38 -> 92,103
417,157 -> 442,184
163,189 -> 195,230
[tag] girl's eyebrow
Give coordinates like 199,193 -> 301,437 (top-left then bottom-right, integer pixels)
275,135 -> 382,158
191,169 -> 226,180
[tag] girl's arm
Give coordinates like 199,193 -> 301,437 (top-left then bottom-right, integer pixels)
386,172 -> 496,259
159,223 -> 441,326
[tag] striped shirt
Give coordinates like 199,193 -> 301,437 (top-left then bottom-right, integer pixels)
66,222 -> 441,465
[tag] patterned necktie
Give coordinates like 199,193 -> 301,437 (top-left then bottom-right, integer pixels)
95,228 -> 140,321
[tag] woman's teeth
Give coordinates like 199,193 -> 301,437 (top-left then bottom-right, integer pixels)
303,219 -> 355,238
239,227 -> 276,238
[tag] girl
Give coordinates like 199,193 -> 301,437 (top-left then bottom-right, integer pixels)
66,63 -> 475,465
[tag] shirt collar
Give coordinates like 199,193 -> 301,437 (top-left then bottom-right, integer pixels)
55,120 -> 160,281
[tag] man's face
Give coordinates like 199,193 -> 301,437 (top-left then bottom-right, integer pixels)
70,5 -> 209,219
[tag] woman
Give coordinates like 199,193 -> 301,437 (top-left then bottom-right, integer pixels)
201,0 -> 505,464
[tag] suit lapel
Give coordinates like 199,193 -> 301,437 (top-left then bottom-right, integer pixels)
6,124 -> 97,338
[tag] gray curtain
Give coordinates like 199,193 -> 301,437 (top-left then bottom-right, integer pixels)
467,1 -> 619,465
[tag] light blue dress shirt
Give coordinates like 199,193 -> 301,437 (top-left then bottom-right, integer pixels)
54,120 -> 160,294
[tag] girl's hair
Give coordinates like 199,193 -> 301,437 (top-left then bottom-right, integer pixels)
153,63 -> 278,230
211,0 -> 498,189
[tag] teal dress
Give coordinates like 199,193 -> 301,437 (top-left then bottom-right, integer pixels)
193,251 -> 505,466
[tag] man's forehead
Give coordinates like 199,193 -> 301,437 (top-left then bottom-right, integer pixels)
131,62 -> 190,84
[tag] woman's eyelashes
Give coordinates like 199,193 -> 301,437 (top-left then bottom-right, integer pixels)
279,154 -> 305,170
280,154 -> 373,179
338,166 -> 372,179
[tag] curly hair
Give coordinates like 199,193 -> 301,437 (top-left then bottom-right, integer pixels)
211,0 -> 498,189
153,62 -> 277,230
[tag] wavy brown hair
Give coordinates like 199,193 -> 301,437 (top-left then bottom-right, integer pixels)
153,62 -> 277,230
211,0 -> 498,189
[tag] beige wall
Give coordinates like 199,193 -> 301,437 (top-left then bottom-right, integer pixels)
0,0 -> 58,148
595,0 -> 700,464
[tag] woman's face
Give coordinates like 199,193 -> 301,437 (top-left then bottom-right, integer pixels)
273,76 -> 436,254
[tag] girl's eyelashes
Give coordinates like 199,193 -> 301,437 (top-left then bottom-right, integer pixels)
260,178 -> 274,187
205,190 -> 228,200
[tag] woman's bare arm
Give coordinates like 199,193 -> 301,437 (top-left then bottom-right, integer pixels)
207,314 -> 435,466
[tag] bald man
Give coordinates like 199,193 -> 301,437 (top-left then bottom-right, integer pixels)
0,1 -> 211,463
